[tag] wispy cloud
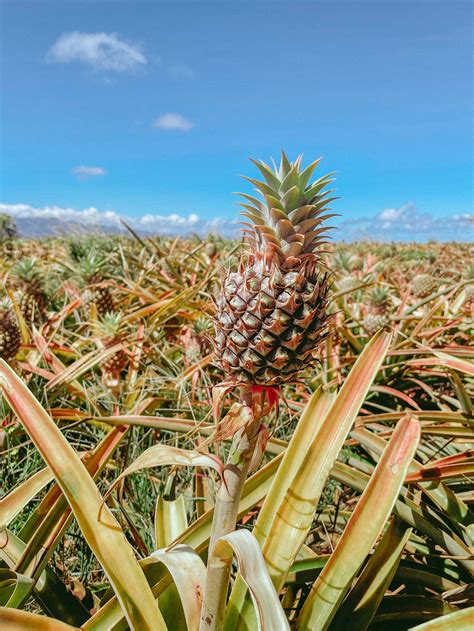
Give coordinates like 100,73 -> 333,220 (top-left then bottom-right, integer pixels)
338,202 -> 473,242
47,32 -> 147,72
153,113 -> 194,132
71,165 -> 107,181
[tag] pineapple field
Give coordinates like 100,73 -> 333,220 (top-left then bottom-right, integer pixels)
1,156 -> 473,631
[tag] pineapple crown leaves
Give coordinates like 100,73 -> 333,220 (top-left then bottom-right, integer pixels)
93,312 -> 125,338
368,286 -> 391,305
11,257 -> 43,283
236,151 -> 339,266
0,296 -> 14,314
78,252 -> 109,282
333,250 -> 358,273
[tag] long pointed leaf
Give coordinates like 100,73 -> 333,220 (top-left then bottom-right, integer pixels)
299,414 -> 420,629
0,360 -> 165,631
226,332 -> 392,629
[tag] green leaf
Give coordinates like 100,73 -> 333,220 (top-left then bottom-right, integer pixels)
299,414 -> 420,629
330,517 -> 412,630
409,606 -> 474,630
0,569 -> 34,608
226,332 -> 392,629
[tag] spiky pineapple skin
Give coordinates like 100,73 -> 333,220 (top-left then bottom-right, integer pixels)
411,274 -> 436,298
102,341 -> 127,375
0,301 -> 21,361
11,259 -> 47,324
214,261 -> 330,385
82,277 -> 114,318
363,313 -> 389,336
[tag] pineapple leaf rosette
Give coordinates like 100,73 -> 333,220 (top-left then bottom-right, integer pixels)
213,152 -> 337,389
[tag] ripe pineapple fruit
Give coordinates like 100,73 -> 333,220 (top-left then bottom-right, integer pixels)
95,313 -> 127,384
79,253 -> 114,317
11,258 -> 47,324
0,297 -> 21,361
213,152 -> 335,385
411,274 -> 437,298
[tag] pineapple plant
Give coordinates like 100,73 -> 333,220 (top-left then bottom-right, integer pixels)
367,286 -> 391,315
333,250 -> 357,274
0,297 -> 21,361
363,287 -> 392,335
411,273 -> 437,298
181,316 -> 212,366
213,152 -> 335,385
11,257 -> 48,324
79,253 -> 115,317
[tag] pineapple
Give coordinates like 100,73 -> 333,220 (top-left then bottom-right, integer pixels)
0,297 -> 21,361
95,313 -> 127,384
213,152 -> 335,385
11,258 -> 47,324
181,316 -> 212,365
368,287 -> 391,315
362,287 -> 392,336
362,313 -> 389,336
79,253 -> 114,317
411,274 -> 437,298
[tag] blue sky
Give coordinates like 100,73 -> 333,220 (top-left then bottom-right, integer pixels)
0,0 -> 472,240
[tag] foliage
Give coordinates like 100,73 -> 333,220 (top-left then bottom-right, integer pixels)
0,234 -> 473,630
0,214 -> 18,242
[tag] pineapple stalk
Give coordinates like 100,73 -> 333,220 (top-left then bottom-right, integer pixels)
200,386 -> 262,631
201,152 -> 336,629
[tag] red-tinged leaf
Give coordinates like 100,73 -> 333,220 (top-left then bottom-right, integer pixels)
407,353 -> 474,376
405,462 -> 474,483
0,360 -> 166,630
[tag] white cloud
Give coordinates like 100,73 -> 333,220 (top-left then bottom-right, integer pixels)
153,113 -> 194,132
47,32 -> 147,72
71,166 -> 107,181
1,201 -> 471,242
0,203 -> 232,238
338,202 -> 473,242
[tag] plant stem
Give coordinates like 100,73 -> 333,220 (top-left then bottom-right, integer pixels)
199,386 -> 261,631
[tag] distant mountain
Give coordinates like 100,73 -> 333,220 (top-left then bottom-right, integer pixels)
2,203 -> 472,242
0,203 -> 235,240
